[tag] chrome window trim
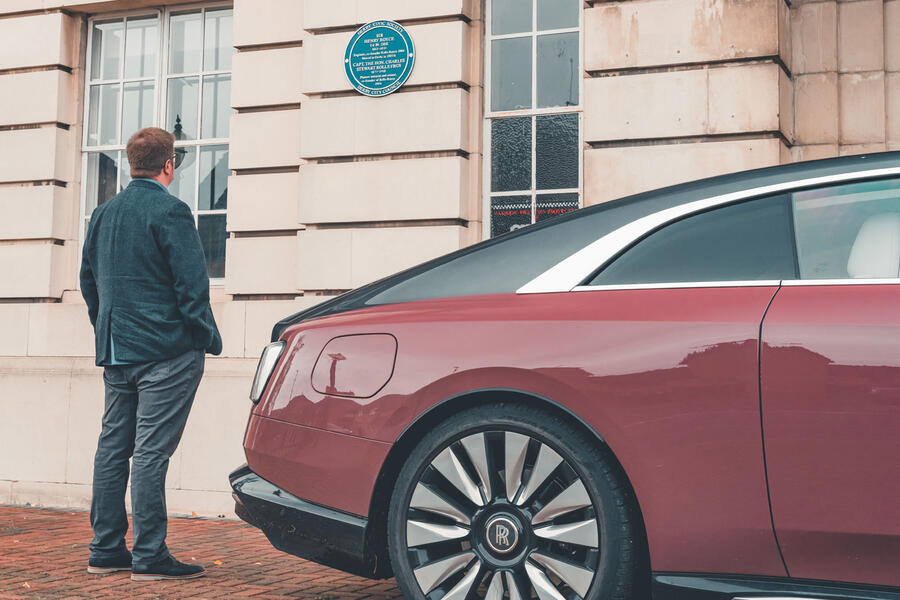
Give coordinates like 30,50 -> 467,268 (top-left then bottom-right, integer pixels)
732,597 -> 830,600
571,280 -> 781,292
516,166 -> 900,294
568,278 -> 900,292
782,278 -> 900,286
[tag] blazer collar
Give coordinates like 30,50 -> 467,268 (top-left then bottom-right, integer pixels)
128,178 -> 168,192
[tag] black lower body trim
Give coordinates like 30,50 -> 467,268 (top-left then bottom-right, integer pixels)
229,464 -> 381,579
653,573 -> 900,600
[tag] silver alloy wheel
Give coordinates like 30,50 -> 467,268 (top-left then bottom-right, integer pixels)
405,431 -> 601,600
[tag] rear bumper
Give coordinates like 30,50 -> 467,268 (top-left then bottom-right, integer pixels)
229,464 -> 380,579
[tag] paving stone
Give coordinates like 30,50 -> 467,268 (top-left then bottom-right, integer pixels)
0,506 -> 402,599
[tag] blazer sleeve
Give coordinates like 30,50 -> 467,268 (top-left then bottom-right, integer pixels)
155,199 -> 218,351
79,224 -> 99,327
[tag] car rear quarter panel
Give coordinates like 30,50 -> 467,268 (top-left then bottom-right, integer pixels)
249,288 -> 785,577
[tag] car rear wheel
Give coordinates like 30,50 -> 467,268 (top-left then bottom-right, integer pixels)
387,403 -> 644,600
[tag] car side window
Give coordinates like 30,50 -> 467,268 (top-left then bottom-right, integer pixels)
791,178 -> 900,280
588,194 -> 797,286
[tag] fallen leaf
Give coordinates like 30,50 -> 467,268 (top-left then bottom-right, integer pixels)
23,583 -> 30,588
191,511 -> 198,517
214,560 -> 222,565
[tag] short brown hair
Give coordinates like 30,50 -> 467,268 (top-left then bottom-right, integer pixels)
127,127 -> 175,178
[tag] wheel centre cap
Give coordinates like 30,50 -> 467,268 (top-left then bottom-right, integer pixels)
484,515 -> 520,555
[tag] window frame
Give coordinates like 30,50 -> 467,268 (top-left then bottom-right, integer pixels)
569,176 -> 900,292
584,193 -> 800,288
78,1 -> 233,286
482,0 -> 584,240
511,168 -> 900,294
789,178 -> 900,282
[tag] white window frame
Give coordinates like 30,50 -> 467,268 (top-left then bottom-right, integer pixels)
482,0 -> 584,240
79,1 -> 233,285
518,167 -> 900,293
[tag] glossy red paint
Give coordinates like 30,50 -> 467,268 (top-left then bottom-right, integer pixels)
761,284 -> 900,588
244,415 -> 391,517
310,334 -> 397,398
247,286 -> 787,577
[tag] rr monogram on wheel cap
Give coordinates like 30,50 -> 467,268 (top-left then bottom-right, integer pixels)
484,516 -> 519,555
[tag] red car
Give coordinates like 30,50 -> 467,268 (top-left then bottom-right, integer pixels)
231,153 -> 900,600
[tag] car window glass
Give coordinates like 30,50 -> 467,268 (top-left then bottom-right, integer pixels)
589,194 -> 797,286
792,178 -> 900,280
363,188 -> 701,306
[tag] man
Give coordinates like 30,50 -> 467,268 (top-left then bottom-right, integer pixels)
80,127 -> 222,581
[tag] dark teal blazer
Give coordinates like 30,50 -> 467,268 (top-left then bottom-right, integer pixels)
80,179 -> 223,365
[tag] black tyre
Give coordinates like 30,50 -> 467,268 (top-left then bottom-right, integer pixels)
387,403 -> 645,600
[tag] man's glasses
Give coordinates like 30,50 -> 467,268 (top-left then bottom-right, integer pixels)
170,151 -> 185,169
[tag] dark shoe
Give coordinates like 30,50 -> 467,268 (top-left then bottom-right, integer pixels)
87,551 -> 133,574
131,556 -> 205,581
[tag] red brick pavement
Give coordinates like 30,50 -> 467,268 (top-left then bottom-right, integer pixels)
0,506 -> 402,599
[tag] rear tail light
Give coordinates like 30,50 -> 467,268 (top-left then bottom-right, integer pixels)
249,341 -> 286,403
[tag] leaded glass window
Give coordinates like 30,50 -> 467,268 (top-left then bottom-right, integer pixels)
486,0 -> 582,238
82,5 -> 233,278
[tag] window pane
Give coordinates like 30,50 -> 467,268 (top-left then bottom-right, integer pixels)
119,151 -> 132,191
169,146 -> 196,209
536,113 -> 578,190
204,9 -> 233,71
491,195 -> 532,238
491,117 -> 531,192
87,84 -> 120,146
167,76 -> 200,140
591,195 -> 797,285
792,179 -> 900,279
199,146 -> 228,210
491,37 -> 532,111
537,32 -> 579,108
122,81 -> 155,143
91,19 -> 123,80
536,192 -> 578,223
537,0 -> 579,30
124,16 -> 158,78
85,152 -> 119,214
492,0 -> 532,35
201,74 -> 231,139
169,11 -> 202,74
198,214 -> 227,278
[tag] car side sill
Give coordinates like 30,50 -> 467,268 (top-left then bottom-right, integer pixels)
653,573 -> 900,600
229,465 -> 382,579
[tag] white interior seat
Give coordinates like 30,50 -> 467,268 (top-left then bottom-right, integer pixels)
846,212 -> 900,278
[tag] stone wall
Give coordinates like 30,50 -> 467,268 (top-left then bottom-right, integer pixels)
791,0 -> 899,159
582,0 -> 793,204
294,0 -> 482,292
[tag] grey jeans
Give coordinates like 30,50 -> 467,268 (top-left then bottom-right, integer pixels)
89,348 -> 204,567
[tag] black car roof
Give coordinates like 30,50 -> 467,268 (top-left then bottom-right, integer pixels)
272,151 -> 900,341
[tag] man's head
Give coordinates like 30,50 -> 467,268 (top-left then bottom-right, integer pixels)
126,127 -> 177,187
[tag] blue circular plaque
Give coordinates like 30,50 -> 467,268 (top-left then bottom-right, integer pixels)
344,20 -> 415,97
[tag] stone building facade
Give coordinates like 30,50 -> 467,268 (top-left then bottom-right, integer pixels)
0,0 -> 897,516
